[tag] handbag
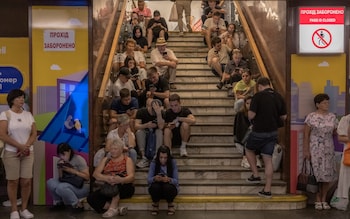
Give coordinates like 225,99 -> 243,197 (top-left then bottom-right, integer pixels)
342,144 -> 350,166
59,172 -> 84,188
296,159 -> 318,193
169,2 -> 178,22
100,183 -> 119,198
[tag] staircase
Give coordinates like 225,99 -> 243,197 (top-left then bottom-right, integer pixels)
120,32 -> 306,210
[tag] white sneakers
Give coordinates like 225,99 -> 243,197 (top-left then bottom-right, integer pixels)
136,157 -> 149,168
180,147 -> 188,157
3,198 -> 22,207
10,209 -> 34,219
20,209 -> 34,219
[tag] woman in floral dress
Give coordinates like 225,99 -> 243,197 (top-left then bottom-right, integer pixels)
303,93 -> 338,210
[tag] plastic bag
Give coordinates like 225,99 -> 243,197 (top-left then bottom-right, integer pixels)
169,3 -> 178,22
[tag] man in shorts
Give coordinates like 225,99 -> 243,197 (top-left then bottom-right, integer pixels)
164,94 -> 196,157
245,77 -> 287,198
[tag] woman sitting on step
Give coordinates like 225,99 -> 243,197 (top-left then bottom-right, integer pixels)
87,138 -> 135,218
147,145 -> 179,215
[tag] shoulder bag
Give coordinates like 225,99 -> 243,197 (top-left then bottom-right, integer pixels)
59,172 -> 84,188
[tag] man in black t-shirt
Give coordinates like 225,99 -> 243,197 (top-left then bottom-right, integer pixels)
142,66 -> 170,109
245,77 -> 287,198
135,99 -> 165,168
164,94 -> 196,157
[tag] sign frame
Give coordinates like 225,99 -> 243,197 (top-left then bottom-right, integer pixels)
297,6 -> 345,55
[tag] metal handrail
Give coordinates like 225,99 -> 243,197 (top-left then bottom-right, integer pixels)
97,0 -> 127,100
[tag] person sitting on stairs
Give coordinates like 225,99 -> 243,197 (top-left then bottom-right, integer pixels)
147,145 -> 179,216
164,94 -> 196,157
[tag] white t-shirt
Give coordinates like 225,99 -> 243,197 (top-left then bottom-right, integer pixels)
107,128 -> 135,147
0,110 -> 35,152
110,78 -> 136,98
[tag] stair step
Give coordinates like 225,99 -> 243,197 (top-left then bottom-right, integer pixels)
134,179 -> 287,195
135,165 -> 281,180
184,142 -> 236,154
167,36 -> 205,42
182,99 -> 234,107
188,106 -> 235,115
176,76 -> 220,83
166,41 -> 206,47
119,195 -> 307,210
176,70 -> 214,76
174,90 -> 230,98
194,114 -> 234,123
177,57 -> 207,64
192,123 -> 233,133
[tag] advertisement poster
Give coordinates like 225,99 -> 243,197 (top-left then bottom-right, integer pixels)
31,6 -> 88,204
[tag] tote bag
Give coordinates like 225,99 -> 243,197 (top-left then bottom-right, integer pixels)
169,3 -> 178,22
343,144 -> 350,166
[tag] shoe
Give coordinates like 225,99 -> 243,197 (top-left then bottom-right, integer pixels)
256,157 -> 262,168
170,83 -> 177,89
3,198 -> 22,207
167,203 -> 175,215
19,209 -> 34,219
315,202 -> 323,210
118,206 -> 128,215
258,190 -> 272,198
136,158 -> 149,168
216,82 -> 224,89
180,147 -> 188,157
322,202 -> 331,210
102,208 -> 118,218
49,202 -> 65,211
151,202 -> 159,215
241,157 -> 250,169
179,31 -> 184,37
187,24 -> 192,32
246,174 -> 261,183
10,211 -> 19,219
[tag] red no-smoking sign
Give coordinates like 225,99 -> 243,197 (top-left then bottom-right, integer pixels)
312,28 -> 332,49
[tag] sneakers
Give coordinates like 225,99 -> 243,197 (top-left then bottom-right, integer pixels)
186,24 -> 192,32
241,157 -> 250,169
180,147 -> 188,157
136,157 -> 149,168
246,174 -> 261,183
10,211 -> 19,219
258,190 -> 272,198
216,82 -> 224,89
19,209 -> 34,219
3,198 -> 22,207
179,31 -> 184,37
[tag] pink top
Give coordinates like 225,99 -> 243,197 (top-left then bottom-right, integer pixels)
133,7 -> 152,18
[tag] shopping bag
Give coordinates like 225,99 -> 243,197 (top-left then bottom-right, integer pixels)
169,3 -> 178,22
330,189 -> 349,211
342,144 -> 350,166
272,144 -> 283,171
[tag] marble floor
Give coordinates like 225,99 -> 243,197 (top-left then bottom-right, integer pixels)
0,205 -> 349,219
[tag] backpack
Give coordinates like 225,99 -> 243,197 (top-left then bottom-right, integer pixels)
145,128 -> 156,160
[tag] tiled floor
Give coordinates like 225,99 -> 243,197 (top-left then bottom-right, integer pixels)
0,205 -> 349,219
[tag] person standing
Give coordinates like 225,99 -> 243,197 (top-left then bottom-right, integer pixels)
303,93 -> 338,210
245,77 -> 287,198
176,0 -> 192,36
334,114 -> 350,211
0,89 -> 37,219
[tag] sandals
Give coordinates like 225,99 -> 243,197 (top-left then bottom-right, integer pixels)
322,202 -> 331,210
102,208 -> 118,218
167,203 -> 175,216
315,202 -> 331,210
151,202 -> 159,215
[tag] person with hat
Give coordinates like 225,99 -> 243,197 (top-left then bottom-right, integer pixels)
135,98 -> 165,168
146,10 -> 169,49
110,67 -> 136,99
150,37 -> 178,90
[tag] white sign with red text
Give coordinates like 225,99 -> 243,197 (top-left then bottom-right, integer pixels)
299,7 -> 344,54
44,30 -> 75,51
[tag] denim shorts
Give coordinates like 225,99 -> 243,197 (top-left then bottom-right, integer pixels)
245,131 -> 278,156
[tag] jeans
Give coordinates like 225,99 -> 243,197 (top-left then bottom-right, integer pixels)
46,178 -> 89,206
136,129 -> 163,155
128,148 -> 137,164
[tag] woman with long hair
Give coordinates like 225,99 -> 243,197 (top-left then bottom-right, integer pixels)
147,145 -> 179,215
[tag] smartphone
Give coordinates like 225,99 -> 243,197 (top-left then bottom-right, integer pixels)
158,173 -> 165,177
163,52 -> 167,55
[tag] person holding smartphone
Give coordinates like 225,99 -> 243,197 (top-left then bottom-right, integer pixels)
147,146 -> 179,215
